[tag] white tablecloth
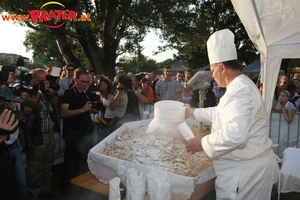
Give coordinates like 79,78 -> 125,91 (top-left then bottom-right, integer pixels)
279,147 -> 300,193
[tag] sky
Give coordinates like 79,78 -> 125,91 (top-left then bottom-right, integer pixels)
0,19 -> 177,63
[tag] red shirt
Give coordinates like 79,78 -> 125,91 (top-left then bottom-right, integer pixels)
142,86 -> 154,103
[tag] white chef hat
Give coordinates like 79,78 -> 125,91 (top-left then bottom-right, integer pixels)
207,29 -> 237,64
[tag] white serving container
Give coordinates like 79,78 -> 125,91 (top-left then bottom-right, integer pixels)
87,119 -> 215,200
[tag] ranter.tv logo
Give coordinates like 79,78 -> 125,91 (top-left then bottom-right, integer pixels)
1,1 -> 91,28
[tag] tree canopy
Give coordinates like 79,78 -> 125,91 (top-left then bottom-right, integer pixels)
0,0 -> 259,74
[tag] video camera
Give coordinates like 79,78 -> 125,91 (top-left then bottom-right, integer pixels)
7,66 -> 34,96
0,65 -> 42,135
89,91 -> 104,110
46,74 -> 60,91
111,75 -> 133,94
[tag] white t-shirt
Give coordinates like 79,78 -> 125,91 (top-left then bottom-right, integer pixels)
101,94 -> 115,119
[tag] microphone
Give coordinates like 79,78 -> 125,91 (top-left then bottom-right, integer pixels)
17,98 -> 42,110
0,94 -> 42,110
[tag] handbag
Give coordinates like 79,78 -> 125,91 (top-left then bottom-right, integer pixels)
16,128 -> 34,152
49,110 -> 61,132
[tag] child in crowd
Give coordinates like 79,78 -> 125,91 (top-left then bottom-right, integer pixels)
274,90 -> 297,124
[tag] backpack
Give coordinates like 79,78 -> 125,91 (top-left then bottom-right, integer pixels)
114,91 -> 128,118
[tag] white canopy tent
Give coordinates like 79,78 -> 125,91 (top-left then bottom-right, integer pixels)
231,0 -> 300,115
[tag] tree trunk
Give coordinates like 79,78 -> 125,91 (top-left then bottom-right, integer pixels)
51,27 -> 81,68
102,38 -> 119,76
70,4 -> 103,74
101,0 -> 121,76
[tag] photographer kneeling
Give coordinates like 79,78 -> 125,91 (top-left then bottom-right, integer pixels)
3,101 -> 29,200
0,109 -> 19,200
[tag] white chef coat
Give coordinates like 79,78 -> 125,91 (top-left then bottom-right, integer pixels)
194,74 -> 279,200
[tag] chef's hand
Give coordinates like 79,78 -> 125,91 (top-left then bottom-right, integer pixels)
184,103 -> 195,118
186,137 -> 203,154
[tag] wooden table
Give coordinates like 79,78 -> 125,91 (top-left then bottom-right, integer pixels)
71,171 -> 215,200
71,171 -> 109,197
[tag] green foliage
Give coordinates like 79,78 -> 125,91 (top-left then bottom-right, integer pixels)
117,54 -> 160,73
0,57 -> 10,65
159,0 -> 259,68
0,0 -> 260,74
286,59 -> 300,76
23,30 -> 63,67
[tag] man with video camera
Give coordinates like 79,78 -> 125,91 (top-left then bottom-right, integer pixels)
22,68 -> 59,199
0,109 -> 19,200
110,72 -> 148,130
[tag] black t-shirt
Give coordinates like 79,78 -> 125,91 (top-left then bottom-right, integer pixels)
60,87 -> 92,129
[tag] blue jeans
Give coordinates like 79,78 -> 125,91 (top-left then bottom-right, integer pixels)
6,142 -> 28,200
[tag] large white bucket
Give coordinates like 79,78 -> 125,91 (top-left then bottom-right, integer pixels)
146,101 -> 186,139
154,100 -> 185,122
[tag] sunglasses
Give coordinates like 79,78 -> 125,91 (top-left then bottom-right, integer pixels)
67,69 -> 74,71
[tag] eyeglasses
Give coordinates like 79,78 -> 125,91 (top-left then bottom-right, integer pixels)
67,69 -> 74,71
77,80 -> 89,84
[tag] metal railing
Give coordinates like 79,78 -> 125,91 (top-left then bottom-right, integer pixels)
269,110 -> 300,157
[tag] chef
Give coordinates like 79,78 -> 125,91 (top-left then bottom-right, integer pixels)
185,29 -> 279,200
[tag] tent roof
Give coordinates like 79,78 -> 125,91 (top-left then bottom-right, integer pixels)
169,60 -> 190,71
243,60 -> 285,76
243,60 -> 260,74
195,64 -> 210,72
154,60 -> 190,74
231,0 -> 300,115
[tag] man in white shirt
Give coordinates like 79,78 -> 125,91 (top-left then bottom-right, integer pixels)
185,29 -> 279,200
58,63 -> 74,96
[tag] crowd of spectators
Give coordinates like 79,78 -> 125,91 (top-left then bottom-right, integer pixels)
247,72 -> 300,123
1,61 -> 299,199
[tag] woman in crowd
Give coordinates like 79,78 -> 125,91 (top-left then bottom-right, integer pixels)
97,78 -> 115,136
276,75 -> 292,99
274,90 -> 297,124
139,78 -> 154,103
184,69 -> 193,82
293,78 -> 300,94
180,81 -> 193,103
